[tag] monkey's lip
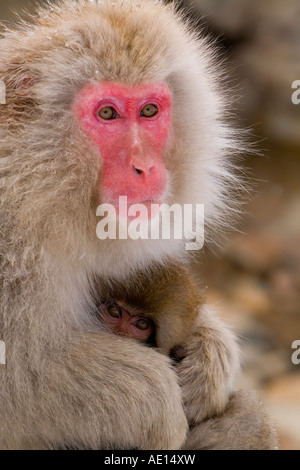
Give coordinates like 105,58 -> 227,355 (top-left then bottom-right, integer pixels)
138,199 -> 162,206
115,199 -> 162,220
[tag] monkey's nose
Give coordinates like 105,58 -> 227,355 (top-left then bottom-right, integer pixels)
132,165 -> 153,176
132,162 -> 154,177
133,166 -> 143,175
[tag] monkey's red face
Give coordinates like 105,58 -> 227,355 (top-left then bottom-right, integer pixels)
74,82 -> 172,207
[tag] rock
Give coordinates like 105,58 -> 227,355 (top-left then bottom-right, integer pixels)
225,233 -> 284,273
276,431 -> 300,451
229,277 -> 271,314
265,374 -> 300,402
263,374 -> 300,450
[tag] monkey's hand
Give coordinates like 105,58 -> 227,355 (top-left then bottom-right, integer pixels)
175,305 -> 240,424
26,333 -> 187,450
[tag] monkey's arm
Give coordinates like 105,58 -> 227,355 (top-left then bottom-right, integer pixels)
182,390 -> 278,450
175,305 -> 240,424
175,307 -> 277,450
2,333 -> 187,450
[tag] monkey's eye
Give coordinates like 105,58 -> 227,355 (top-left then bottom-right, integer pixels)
98,106 -> 118,120
140,104 -> 158,118
135,318 -> 151,330
108,304 -> 122,318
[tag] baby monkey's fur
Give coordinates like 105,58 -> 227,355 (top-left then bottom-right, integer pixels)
97,261 -> 204,354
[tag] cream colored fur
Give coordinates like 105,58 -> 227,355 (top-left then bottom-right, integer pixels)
0,0 -> 276,450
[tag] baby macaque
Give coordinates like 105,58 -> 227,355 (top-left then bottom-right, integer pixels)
99,301 -> 155,343
96,262 -> 203,357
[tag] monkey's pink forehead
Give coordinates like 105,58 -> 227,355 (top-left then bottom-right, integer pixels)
74,82 -> 172,110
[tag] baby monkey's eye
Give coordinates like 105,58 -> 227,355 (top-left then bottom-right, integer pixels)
135,318 -> 151,330
140,104 -> 158,118
98,106 -> 118,120
108,304 -> 122,318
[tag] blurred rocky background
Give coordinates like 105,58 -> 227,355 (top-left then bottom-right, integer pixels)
184,0 -> 300,450
1,0 -> 300,450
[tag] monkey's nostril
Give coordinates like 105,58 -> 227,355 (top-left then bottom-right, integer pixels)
133,166 -> 143,175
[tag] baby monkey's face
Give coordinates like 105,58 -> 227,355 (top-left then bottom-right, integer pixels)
98,301 -> 154,342
98,301 -> 187,361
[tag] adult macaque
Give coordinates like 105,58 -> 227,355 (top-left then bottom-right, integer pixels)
0,0 -> 277,450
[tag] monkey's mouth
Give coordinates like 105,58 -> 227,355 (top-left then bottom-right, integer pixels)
113,199 -> 162,220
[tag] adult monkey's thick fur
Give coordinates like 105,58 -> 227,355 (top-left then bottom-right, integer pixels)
0,0 -> 276,449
